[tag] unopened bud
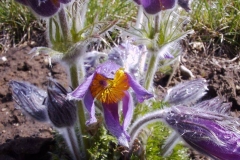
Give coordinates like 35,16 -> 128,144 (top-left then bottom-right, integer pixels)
9,80 -> 48,122
44,80 -> 77,128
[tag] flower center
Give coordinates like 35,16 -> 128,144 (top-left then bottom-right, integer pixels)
90,68 -> 130,104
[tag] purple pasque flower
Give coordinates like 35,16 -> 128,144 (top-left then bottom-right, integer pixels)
15,0 -> 72,17
67,61 -> 153,147
165,97 -> 240,160
9,80 -> 48,122
134,0 -> 176,14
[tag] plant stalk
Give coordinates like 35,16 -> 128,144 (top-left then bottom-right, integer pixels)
135,6 -> 144,29
58,8 -> 71,41
144,53 -> 158,91
61,127 -> 82,160
127,109 -> 168,157
70,65 -> 90,160
144,13 -> 162,91
80,0 -> 90,29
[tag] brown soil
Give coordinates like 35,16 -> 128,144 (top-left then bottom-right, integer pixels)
0,33 -> 240,160
0,42 -> 69,159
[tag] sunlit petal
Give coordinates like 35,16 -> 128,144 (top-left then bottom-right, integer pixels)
126,73 -> 153,102
67,73 -> 95,100
103,104 -> 129,147
83,91 -> 97,125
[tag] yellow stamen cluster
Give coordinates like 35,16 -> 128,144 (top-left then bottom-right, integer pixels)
90,69 -> 130,104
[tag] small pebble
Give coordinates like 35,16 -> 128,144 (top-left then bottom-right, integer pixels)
1,108 -> 6,112
1,56 -> 7,62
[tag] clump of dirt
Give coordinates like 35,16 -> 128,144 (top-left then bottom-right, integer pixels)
183,50 -> 240,110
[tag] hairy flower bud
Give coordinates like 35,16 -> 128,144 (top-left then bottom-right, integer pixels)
9,80 -> 48,122
178,0 -> 191,12
44,80 -> 77,128
165,97 -> 240,160
164,78 -> 208,106
15,0 -> 72,17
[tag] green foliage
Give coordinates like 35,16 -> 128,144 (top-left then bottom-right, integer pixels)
133,100 -> 168,120
88,124 -> 120,160
190,0 -> 240,56
145,122 -> 189,160
0,0 -> 36,43
86,0 -> 136,26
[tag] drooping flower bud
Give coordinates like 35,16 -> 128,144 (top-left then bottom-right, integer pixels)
44,80 -> 77,128
164,78 -> 208,106
178,0 -> 191,12
165,97 -> 240,160
133,0 -> 176,14
15,0 -> 72,17
9,80 -> 48,122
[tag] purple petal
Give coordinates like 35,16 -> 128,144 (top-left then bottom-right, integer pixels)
103,104 -> 129,147
141,0 -> 162,14
160,0 -> 176,10
83,91 -> 97,125
126,73 -> 153,102
26,0 -> 59,17
122,92 -> 134,132
103,103 -> 120,124
59,0 -> 72,4
67,73 -> 95,100
141,0 -> 176,14
96,61 -> 121,79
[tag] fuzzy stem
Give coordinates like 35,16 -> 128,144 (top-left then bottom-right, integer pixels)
144,53 -> 158,91
64,127 -> 82,160
154,14 -> 160,33
128,109 -> 168,156
135,6 -> 144,29
161,131 -> 180,156
80,0 -> 90,29
144,13 -> 162,90
58,8 -> 71,41
70,65 -> 90,160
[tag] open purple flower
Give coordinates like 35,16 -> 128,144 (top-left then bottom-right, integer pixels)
15,0 -> 72,17
134,0 -> 191,14
67,61 -> 153,147
165,97 -> 240,159
134,0 -> 176,14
